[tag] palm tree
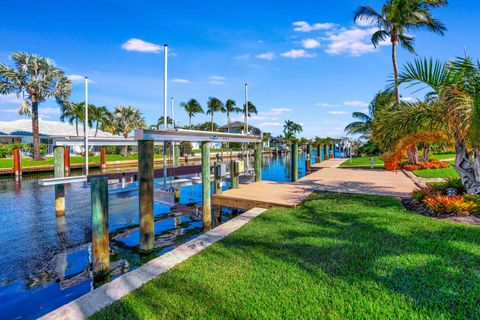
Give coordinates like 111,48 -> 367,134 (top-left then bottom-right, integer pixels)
345,90 -> 394,138
90,105 -> 111,137
0,52 -> 72,159
283,120 -> 303,143
225,99 -> 241,133
61,102 -> 85,136
242,101 -> 258,118
180,99 -> 203,129
157,116 -> 173,128
206,97 -> 225,131
107,105 -> 146,156
354,0 -> 447,105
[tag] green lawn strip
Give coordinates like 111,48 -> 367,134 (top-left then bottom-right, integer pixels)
430,153 -> 456,160
90,193 -> 480,319
339,165 -> 385,170
340,156 -> 384,167
413,165 -> 459,179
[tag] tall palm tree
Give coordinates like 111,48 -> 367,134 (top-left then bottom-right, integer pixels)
242,101 -> 258,118
354,0 -> 447,105
225,99 -> 241,133
180,99 -> 203,129
90,105 -> 111,137
206,97 -> 225,131
283,120 -> 303,143
61,102 -> 85,136
0,52 -> 72,159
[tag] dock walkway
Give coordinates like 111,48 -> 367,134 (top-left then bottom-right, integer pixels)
212,159 -> 417,210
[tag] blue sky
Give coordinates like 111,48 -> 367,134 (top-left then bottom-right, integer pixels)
0,0 -> 479,137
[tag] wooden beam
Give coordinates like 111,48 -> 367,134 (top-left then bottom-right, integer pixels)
54,146 -> 65,217
254,143 -> 262,182
291,142 -> 298,182
201,142 -> 212,231
91,176 -> 110,278
138,140 -> 154,252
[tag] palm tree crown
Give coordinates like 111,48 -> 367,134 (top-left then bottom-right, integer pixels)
180,99 -> 203,129
108,105 -> 146,138
90,105 -> 111,137
206,97 -> 225,131
354,0 -> 447,105
0,52 -> 72,159
283,120 -> 303,142
225,99 -> 241,133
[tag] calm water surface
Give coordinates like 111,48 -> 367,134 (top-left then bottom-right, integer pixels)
0,151 -> 335,319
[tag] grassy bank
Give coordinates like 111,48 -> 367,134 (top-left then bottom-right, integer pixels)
340,156 -> 384,167
91,193 -> 480,319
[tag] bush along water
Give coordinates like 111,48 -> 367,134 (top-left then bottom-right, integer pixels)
410,178 -> 478,216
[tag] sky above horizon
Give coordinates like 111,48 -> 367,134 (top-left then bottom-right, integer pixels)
1,0 -> 479,138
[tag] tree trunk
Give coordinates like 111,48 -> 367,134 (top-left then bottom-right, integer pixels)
31,101 -> 42,160
454,142 -> 480,194
95,122 -> 99,137
391,37 -> 400,106
75,120 -> 79,136
422,145 -> 430,162
189,116 -> 192,130
211,114 -> 214,131
407,145 -> 418,165
122,133 -> 128,157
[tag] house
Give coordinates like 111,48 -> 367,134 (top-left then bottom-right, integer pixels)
0,119 -> 115,154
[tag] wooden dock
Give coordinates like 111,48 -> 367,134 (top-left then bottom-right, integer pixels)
212,159 -> 417,210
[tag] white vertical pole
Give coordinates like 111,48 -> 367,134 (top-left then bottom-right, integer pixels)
171,97 -> 175,166
163,44 -> 168,188
244,83 -> 249,172
84,77 -> 89,176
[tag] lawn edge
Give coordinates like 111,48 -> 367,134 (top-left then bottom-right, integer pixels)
39,207 -> 267,320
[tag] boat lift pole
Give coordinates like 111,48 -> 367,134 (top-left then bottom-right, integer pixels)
84,77 -> 89,175
244,83 -> 249,172
163,44 -> 168,188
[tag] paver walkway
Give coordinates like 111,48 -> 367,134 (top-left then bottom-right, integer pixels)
212,159 -> 418,210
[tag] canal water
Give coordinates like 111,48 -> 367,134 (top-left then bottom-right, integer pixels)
0,151 -> 336,319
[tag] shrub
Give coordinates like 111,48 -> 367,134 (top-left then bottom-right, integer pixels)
411,186 -> 435,202
179,141 -> 193,156
105,146 -> 122,154
423,195 -> 477,216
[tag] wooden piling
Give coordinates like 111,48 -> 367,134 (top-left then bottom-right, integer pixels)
291,142 -> 298,182
201,142 -> 212,231
100,147 -> 107,169
230,160 -> 238,189
64,147 -> 70,173
13,148 -> 22,177
324,144 -> 328,160
254,143 -> 262,182
91,176 -> 109,277
173,144 -> 180,168
213,162 -> 222,227
306,158 -> 311,172
138,140 -> 154,252
306,144 -> 311,157
316,144 -> 321,163
54,146 -> 65,217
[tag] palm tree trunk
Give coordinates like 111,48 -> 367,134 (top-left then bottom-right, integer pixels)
407,145 -> 418,165
422,145 -> 430,162
392,38 -> 400,106
122,133 -> 129,157
454,142 -> 480,194
211,114 -> 214,131
95,122 -> 99,137
75,119 -> 79,136
189,116 -> 192,130
31,101 -> 42,160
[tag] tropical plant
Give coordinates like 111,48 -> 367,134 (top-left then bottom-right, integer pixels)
354,0 -> 447,105
157,116 -> 173,128
0,52 -> 72,159
283,120 -> 303,143
194,121 -> 219,132
90,105 -> 111,137
225,99 -> 241,133
242,101 -> 258,118
107,105 -> 146,156
206,97 -> 225,131
180,99 -> 203,129
60,102 -> 89,136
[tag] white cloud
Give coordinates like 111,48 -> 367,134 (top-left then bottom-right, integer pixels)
343,100 -> 369,107
401,96 -> 416,103
355,18 -> 374,27
67,74 -> 85,82
257,122 -> 282,127
259,108 -> 292,115
0,93 -> 22,104
324,27 -> 389,56
209,75 -> 226,85
39,107 -> 60,118
121,38 -> 162,53
256,52 -> 275,60
293,21 -> 336,32
280,49 -> 316,59
172,78 -> 190,84
328,111 -> 348,115
301,38 -> 320,49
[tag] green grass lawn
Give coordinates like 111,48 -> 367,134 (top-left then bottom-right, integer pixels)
430,153 -> 456,160
413,165 -> 459,179
340,156 -> 384,167
91,193 -> 480,319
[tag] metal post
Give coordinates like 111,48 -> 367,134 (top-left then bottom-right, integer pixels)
171,97 -> 177,168
13,148 -> 22,177
244,83 -> 249,173
291,142 -> 298,182
84,77 -> 89,175
201,142 -> 212,231
324,144 -> 328,160
254,143 -> 262,182
163,44 -> 168,188
138,140 -> 154,252
173,144 -> 180,168
91,176 -> 109,277
214,162 -> 222,195
54,146 -> 65,217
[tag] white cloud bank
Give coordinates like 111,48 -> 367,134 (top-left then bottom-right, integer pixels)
328,111 -> 348,115
293,21 -> 336,32
343,100 -> 369,107
301,38 -> 320,49
172,78 -> 190,84
281,49 -> 316,59
325,27 -> 389,56
256,52 -> 275,60
0,93 -> 22,104
208,76 -> 226,85
121,38 -> 162,53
